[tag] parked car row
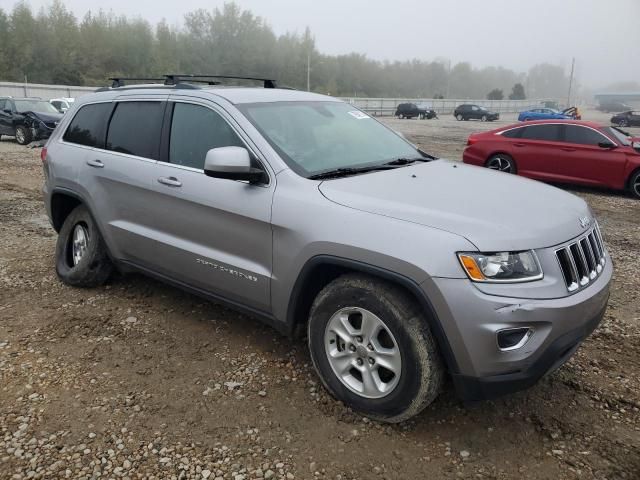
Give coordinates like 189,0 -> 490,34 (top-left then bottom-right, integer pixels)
463,119 -> 640,199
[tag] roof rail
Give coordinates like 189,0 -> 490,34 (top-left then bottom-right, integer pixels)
164,74 -> 277,89
108,77 -> 166,88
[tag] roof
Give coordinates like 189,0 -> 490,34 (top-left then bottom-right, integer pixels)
491,119 -> 605,132
84,84 -> 341,105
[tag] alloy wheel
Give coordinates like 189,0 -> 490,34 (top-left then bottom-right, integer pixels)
15,128 -> 25,144
324,307 -> 402,399
487,156 -> 513,173
633,175 -> 640,198
71,224 -> 89,266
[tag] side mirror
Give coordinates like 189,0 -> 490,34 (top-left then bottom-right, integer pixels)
204,146 -> 264,184
598,141 -> 617,149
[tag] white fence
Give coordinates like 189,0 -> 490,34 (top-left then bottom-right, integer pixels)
0,81 -> 558,115
0,81 -> 96,100
340,97 -> 561,116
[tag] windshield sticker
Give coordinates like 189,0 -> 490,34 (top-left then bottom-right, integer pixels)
348,110 -> 370,120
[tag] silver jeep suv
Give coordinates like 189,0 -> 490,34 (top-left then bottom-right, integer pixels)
42,76 -> 612,422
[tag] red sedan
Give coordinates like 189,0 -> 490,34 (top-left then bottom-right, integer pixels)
463,120 -> 640,199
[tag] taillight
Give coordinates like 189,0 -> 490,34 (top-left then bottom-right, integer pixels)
466,136 -> 478,146
40,147 -> 47,163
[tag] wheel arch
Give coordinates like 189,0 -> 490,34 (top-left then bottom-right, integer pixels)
627,166 -> 640,196
286,255 -> 459,374
50,188 -> 84,232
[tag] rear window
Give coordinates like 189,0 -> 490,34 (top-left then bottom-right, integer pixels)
63,103 -> 113,148
520,124 -> 561,142
501,127 -> 523,138
106,102 -> 164,159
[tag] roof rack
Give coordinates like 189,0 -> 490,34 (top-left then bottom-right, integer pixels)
108,77 -> 166,88
164,74 -> 277,89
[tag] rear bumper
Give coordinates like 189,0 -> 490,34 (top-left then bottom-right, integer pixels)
451,302 -> 606,401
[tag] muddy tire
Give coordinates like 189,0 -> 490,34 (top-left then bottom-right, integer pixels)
308,274 -> 444,423
55,205 -> 113,287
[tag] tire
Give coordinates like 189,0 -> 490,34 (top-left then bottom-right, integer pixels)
486,154 -> 516,173
481,115 -> 488,122
307,274 -> 444,423
629,170 -> 640,199
55,205 -> 113,287
15,125 -> 32,145
618,119 -> 629,127
455,113 -> 463,121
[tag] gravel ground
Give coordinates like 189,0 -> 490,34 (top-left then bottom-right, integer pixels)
0,110 -> 639,480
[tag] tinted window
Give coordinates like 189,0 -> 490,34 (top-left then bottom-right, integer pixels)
0,99 -> 5,110
564,125 -> 608,146
63,103 -> 112,148
520,124 -> 561,141
169,103 -> 243,169
106,102 -> 164,159
501,127 -> 523,138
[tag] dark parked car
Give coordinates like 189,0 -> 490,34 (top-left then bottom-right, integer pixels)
395,103 -> 437,119
454,104 -> 499,122
0,97 -> 63,145
611,111 -> 640,127
597,101 -> 632,113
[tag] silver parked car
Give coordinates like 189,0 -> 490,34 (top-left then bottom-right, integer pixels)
42,75 -> 612,422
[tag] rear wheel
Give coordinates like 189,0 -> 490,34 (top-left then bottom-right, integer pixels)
308,274 -> 444,423
55,205 -> 113,287
456,113 -> 463,121
15,125 -> 32,145
481,115 -> 488,122
629,170 -> 640,199
486,154 -> 516,173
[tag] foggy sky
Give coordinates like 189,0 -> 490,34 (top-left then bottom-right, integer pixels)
15,0 -> 640,89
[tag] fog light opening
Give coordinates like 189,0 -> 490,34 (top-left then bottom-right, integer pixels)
497,327 -> 533,351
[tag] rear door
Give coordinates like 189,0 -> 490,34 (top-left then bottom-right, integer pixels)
552,125 -> 627,188
508,124 -> 565,181
77,97 -> 167,266
0,99 -> 8,134
150,98 -> 274,312
0,99 -> 15,134
631,111 -> 640,126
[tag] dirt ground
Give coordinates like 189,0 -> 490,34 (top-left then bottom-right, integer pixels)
1,110 -> 639,480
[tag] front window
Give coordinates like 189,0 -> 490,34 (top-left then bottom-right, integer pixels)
14,100 -> 60,114
239,101 -> 421,177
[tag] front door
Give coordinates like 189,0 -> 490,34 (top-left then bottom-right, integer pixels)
150,99 -> 274,313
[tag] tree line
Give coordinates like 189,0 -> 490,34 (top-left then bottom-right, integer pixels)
0,0 -> 572,99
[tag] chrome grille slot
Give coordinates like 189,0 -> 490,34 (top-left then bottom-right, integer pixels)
556,225 -> 606,292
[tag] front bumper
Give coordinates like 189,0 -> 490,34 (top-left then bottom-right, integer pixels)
31,122 -> 56,141
423,257 -> 612,401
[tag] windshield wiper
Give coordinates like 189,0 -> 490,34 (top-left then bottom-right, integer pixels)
383,157 -> 429,166
308,165 -> 398,180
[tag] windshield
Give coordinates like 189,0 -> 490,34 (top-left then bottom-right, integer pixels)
605,127 -> 631,146
14,100 -> 60,114
239,101 -> 421,177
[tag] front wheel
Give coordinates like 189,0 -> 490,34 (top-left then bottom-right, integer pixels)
15,125 -> 32,145
618,119 -> 629,127
55,205 -> 113,287
629,170 -> 640,199
486,154 -> 516,173
308,274 -> 444,423
481,115 -> 488,122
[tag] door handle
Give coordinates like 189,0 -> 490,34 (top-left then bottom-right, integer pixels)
86,159 -> 104,168
157,176 -> 182,187
513,143 -> 526,147
561,147 -> 576,152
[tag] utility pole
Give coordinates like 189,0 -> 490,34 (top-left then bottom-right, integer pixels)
566,57 -> 575,107
307,51 -> 311,92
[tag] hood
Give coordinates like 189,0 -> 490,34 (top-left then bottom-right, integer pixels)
25,111 -> 64,123
318,160 -> 591,251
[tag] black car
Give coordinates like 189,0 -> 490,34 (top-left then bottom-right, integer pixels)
598,101 -> 632,113
395,102 -> 437,119
0,97 -> 63,145
611,110 -> 640,127
453,104 -> 499,122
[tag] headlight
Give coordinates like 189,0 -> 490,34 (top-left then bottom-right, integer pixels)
457,250 -> 542,283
